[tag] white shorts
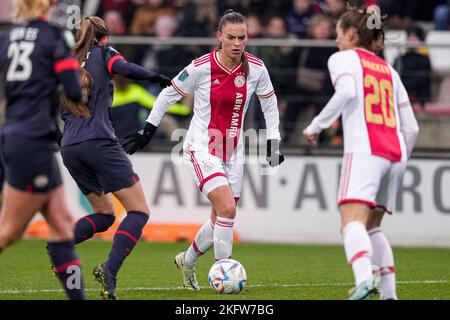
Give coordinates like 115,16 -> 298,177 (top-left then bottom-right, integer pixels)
183,147 -> 243,198
338,153 -> 406,214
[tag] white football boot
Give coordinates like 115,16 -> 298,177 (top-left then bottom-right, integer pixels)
174,252 -> 200,291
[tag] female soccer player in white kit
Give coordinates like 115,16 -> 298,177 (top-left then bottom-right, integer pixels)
303,7 -> 419,300
123,10 -> 284,290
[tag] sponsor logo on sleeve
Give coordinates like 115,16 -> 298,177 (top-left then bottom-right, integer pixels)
178,69 -> 189,82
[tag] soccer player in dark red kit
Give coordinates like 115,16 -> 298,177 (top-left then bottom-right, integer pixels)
59,16 -> 171,300
0,0 -> 85,299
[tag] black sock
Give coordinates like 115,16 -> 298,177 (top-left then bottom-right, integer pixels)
47,240 -> 85,300
74,213 -> 115,244
106,211 -> 149,278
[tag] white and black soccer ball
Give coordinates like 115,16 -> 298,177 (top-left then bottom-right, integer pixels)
208,259 -> 247,294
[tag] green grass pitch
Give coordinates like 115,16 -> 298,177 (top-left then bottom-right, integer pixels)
0,239 -> 448,300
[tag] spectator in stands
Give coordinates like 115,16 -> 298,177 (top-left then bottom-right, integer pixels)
95,0 -> 138,30
247,14 -> 264,39
104,10 -> 126,35
325,0 -> 347,20
394,25 -> 432,108
386,0 -> 447,29
283,14 -> 337,144
138,14 -> 194,82
284,0 -> 323,38
129,0 -> 176,36
177,0 -> 218,38
112,76 -> 191,143
257,16 -> 297,130
434,2 -> 450,30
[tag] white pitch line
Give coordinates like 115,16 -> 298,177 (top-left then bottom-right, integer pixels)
0,280 -> 448,295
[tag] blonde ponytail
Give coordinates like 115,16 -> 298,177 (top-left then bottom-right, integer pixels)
14,0 -> 51,22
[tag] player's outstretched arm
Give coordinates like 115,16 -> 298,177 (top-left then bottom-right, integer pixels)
111,59 -> 172,88
303,73 -> 356,144
122,85 -> 185,155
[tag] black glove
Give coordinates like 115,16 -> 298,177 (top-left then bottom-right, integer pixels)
150,73 -> 172,88
266,139 -> 285,167
122,122 -> 157,155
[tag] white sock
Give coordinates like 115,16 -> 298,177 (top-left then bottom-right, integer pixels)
184,219 -> 214,268
343,221 -> 373,286
214,217 -> 234,261
369,227 -> 397,300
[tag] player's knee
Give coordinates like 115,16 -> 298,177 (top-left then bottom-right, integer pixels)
217,202 -> 236,219
51,224 -> 74,241
366,219 -> 381,231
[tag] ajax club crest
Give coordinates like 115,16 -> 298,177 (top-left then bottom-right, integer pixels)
234,75 -> 246,88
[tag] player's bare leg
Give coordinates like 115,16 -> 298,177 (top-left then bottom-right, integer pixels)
0,184 -> 47,249
340,202 -> 378,300
74,192 -> 116,244
367,208 -> 397,300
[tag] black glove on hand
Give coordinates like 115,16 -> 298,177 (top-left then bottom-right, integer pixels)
266,139 -> 285,167
150,73 -> 172,88
122,122 -> 157,155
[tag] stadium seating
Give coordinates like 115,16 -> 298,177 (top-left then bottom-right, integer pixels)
426,31 -> 450,74
384,30 -> 407,65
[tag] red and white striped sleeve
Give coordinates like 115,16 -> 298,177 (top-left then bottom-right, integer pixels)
255,63 -> 275,99
170,61 -> 197,97
256,64 -> 281,140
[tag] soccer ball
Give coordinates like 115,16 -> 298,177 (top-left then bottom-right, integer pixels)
208,259 -> 247,294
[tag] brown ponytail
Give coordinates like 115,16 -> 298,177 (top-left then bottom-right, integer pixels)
339,5 -> 387,53
218,9 -> 249,77
61,16 -> 108,118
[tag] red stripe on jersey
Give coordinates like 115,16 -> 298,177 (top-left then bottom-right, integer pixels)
338,153 -> 351,201
208,53 -> 247,162
194,53 -> 210,63
247,57 -> 263,66
258,90 -> 274,99
356,49 -> 402,162
342,153 -> 353,199
171,80 -> 188,96
54,58 -> 79,74
107,54 -> 125,75
194,55 -> 210,67
245,52 -> 263,64
189,150 -> 204,182
194,59 -> 210,67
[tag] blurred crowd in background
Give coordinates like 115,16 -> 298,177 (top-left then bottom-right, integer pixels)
1,0 -> 450,148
